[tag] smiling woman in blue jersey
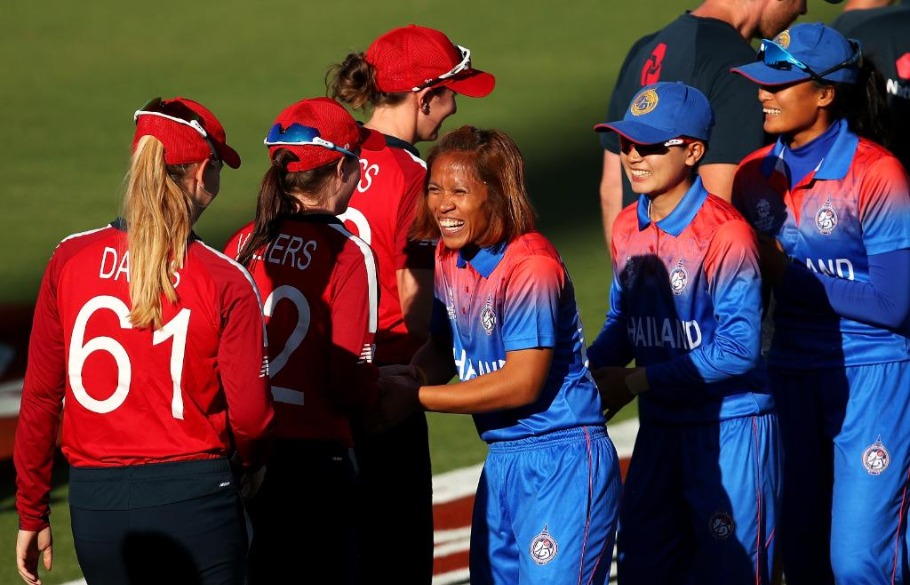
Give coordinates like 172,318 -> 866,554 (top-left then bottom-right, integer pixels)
731,22 -> 910,585
385,125 -> 622,585
589,81 -> 781,585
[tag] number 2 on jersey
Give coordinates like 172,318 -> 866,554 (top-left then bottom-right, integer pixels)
263,285 -> 311,405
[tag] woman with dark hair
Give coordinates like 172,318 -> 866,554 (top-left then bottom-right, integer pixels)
15,96 -> 274,585
400,125 -> 621,585
732,22 -> 910,585
327,24 -> 495,584
224,96 -> 409,585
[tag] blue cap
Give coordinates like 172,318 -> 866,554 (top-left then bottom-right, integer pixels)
593,82 -> 714,144
732,23 -> 861,86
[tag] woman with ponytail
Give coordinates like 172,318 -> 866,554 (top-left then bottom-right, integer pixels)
327,26 -> 495,584
14,97 -> 274,585
224,97 -> 404,585
731,23 -> 910,585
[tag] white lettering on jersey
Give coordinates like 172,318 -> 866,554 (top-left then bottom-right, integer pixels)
262,234 -> 317,271
627,316 -> 703,350
886,78 -> 910,99
453,348 -> 506,381
337,207 -> 372,245
805,257 -> 855,280
356,159 -> 380,192
99,247 -> 131,282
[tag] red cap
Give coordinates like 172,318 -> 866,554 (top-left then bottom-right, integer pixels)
365,25 -> 495,98
133,97 -> 241,168
269,97 -> 385,172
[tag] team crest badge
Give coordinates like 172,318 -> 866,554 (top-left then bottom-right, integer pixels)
709,511 -> 735,540
815,198 -> 838,235
775,30 -> 791,48
862,436 -> 890,475
529,525 -> 558,565
631,89 -> 659,117
480,297 -> 496,335
669,259 -> 688,296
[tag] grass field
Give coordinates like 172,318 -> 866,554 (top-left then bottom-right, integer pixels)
0,1 -> 842,583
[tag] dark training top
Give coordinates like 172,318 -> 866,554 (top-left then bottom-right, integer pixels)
601,13 -> 766,206
832,0 -> 910,171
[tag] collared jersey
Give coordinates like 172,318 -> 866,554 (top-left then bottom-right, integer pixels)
589,178 -> 772,424
338,135 -> 435,365
15,220 -> 274,531
734,120 -> 910,369
601,12 -> 766,206
225,214 -> 379,446
431,232 -> 605,443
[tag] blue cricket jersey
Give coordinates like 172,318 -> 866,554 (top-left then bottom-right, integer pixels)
589,177 -> 774,423
430,232 -> 606,443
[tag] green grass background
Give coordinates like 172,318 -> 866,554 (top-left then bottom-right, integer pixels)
0,1 -> 841,583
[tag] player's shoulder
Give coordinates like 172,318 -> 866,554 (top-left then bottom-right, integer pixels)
852,138 -> 909,180
507,231 -> 558,257
222,220 -> 255,260
50,222 -> 120,265
737,143 -> 776,170
190,239 -> 260,294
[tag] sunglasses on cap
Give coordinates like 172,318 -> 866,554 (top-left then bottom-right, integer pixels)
619,137 -> 692,157
264,123 -> 360,159
134,97 -> 221,163
756,39 -> 862,83
412,45 -> 472,92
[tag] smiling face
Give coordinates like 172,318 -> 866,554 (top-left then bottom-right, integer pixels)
618,136 -> 701,203
426,151 -> 491,251
758,81 -> 833,148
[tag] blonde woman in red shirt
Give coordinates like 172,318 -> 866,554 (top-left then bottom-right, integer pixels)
14,97 -> 275,585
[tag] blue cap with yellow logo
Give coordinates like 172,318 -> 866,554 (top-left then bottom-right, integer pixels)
594,81 -> 714,145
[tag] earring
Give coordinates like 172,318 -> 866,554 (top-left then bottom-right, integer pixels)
421,103 -> 430,115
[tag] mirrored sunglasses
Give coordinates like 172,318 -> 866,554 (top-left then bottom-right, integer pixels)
133,97 -> 221,163
264,123 -> 359,159
756,39 -> 862,83
412,45 -> 472,92
619,136 -> 691,157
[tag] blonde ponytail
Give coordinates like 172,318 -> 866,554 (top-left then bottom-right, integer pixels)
123,135 -> 195,329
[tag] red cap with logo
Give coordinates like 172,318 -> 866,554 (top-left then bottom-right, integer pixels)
365,25 -> 495,98
133,97 -> 241,168
268,97 -> 385,172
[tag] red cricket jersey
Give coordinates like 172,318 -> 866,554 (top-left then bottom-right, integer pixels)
337,137 -> 435,365
224,214 -> 380,446
15,221 -> 274,531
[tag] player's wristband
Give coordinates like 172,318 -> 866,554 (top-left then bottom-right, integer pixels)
625,369 -> 649,396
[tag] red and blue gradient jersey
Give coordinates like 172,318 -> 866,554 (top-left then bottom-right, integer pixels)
225,215 -> 380,447
430,232 -> 605,443
588,178 -> 773,424
734,120 -> 910,368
